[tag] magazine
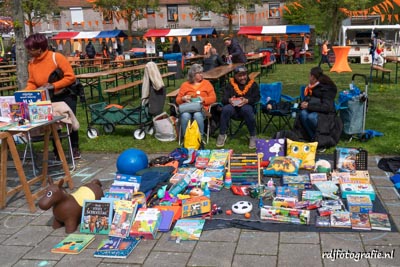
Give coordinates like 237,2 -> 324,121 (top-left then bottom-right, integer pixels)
170,219 -> 206,241
51,234 -> 95,254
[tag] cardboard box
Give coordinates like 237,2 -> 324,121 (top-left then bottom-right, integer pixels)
346,194 -> 373,213
14,89 -> 49,103
181,196 -> 211,218
282,174 -> 312,189
28,101 -> 52,123
0,96 -> 16,121
340,183 -> 375,200
260,205 -> 310,225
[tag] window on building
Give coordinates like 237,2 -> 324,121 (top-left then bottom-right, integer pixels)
200,10 -> 211,20
268,3 -> 280,18
167,5 -> 178,22
147,7 -> 155,14
52,10 -> 61,18
70,7 -> 83,24
247,4 -> 256,12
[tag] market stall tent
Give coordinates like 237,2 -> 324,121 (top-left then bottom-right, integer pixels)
51,32 -> 79,40
238,25 -> 310,36
96,30 -> 128,39
144,28 -> 218,38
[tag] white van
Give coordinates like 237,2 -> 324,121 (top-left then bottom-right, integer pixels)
339,25 -> 400,64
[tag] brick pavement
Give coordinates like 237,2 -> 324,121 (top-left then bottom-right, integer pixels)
0,153 -> 399,267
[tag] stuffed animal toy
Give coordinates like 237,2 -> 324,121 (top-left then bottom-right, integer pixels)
38,177 -> 103,233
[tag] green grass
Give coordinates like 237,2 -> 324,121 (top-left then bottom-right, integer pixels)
76,61 -> 400,155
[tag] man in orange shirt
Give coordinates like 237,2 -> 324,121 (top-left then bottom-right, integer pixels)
318,40 -> 331,68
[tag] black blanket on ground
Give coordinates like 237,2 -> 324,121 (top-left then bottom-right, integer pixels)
204,184 -> 397,232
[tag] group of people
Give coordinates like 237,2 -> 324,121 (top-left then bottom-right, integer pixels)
22,32 -> 342,163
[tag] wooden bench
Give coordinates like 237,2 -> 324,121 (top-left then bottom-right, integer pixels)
0,84 -> 18,95
161,72 -> 177,87
104,80 -> 143,104
260,60 -> 276,76
249,71 -> 261,84
372,65 -> 392,83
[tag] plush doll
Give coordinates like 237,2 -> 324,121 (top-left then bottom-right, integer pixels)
38,177 -> 103,233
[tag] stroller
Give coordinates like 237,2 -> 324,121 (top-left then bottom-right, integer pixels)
339,74 -> 369,141
85,62 -> 166,140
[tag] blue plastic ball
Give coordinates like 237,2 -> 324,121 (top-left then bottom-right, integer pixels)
116,149 -> 148,175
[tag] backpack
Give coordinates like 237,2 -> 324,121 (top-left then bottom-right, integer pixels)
183,120 -> 201,150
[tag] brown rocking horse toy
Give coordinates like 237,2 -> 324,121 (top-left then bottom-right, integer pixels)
38,177 -> 103,233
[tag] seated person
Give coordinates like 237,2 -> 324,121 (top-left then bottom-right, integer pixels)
176,64 -> 216,139
216,66 -> 260,149
278,67 -> 342,150
203,47 -> 226,72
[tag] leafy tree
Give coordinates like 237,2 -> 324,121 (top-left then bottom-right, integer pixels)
22,0 -> 60,35
88,0 -> 159,37
189,0 -> 262,34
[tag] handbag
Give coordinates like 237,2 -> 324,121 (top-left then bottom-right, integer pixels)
178,102 -> 202,113
153,112 -> 176,142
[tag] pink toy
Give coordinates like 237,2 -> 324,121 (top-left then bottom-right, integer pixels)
38,177 -> 103,233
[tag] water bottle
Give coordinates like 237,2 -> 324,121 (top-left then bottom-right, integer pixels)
292,103 -> 298,118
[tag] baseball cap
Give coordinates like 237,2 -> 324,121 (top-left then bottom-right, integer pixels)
234,66 -> 247,74
223,36 -> 231,41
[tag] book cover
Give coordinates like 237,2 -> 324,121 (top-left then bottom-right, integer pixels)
104,191 -> 130,200
330,171 -> 350,184
346,194 -> 373,213
309,173 -> 328,184
275,186 -> 299,199
170,218 -> 206,241
282,174 -> 312,189
114,173 -> 141,191
109,200 -> 138,238
339,170 -> 370,184
368,212 -> 391,231
315,216 -> 331,227
0,96 -> 16,121
93,237 -> 141,258
80,200 -> 114,235
335,147 -> 359,172
350,212 -> 371,230
321,199 -> 344,210
28,101 -> 52,123
14,89 -> 48,103
330,211 -> 352,228
158,210 -> 175,232
314,181 -> 339,199
130,208 -> 161,239
195,150 -> 211,169
51,234 -> 95,254
340,183 -> 375,200
207,149 -> 231,169
302,190 -> 323,202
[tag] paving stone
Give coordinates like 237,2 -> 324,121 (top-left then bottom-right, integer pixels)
13,259 -> 57,267
188,241 -> 236,267
364,245 -> 399,266
278,243 -> 322,266
371,176 -> 394,187
4,225 -> 53,246
22,236 -> 64,260
390,215 -> 400,231
30,213 -> 53,226
102,239 -> 157,264
376,187 -> 399,201
0,244 -> 32,267
55,248 -> 102,267
0,215 -> 35,235
279,232 -> 320,244
320,233 -> 369,266
153,232 -> 196,252
142,251 -> 191,267
233,254 -> 277,267
200,228 -> 240,242
0,233 -> 10,243
236,231 -> 278,255
98,263 -> 141,267
361,232 -> 400,246
384,202 -> 400,216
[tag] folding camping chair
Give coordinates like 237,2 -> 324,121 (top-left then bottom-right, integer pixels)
259,82 -> 293,134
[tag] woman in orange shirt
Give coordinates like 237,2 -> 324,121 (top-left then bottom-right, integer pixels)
318,40 -> 331,68
24,33 -> 81,159
176,64 -> 216,138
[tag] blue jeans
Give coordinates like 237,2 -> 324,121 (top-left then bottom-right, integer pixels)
299,110 -> 318,139
180,111 -> 205,136
219,104 -> 256,136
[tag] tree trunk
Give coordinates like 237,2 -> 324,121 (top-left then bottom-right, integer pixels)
13,0 -> 29,90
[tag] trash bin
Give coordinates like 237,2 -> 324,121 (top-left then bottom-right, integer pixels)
164,53 -> 183,79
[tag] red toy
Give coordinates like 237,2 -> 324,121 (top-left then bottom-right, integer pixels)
38,178 -> 103,233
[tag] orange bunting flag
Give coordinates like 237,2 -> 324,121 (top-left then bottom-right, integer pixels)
177,36 -> 182,43
173,13 -> 178,21
395,14 -> 399,22
186,36 -> 191,43
151,37 -> 156,42
119,37 -> 124,44
66,22 -> 70,27
168,37 -> 174,43
381,14 -> 385,21
62,39 -> 67,45
81,21 -> 85,27
181,14 -> 186,20
128,36 -> 133,43
95,20 -> 99,26
98,38 -> 103,43
159,13 -> 164,19
55,40 -> 60,45
385,0 -> 394,9
190,13 -> 194,20
105,38 -> 110,43
88,21 -> 92,27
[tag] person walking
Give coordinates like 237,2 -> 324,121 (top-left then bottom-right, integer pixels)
85,40 -> 96,65
319,40 -> 331,68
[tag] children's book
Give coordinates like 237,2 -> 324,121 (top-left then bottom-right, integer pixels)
314,181 -> 339,199
158,210 -> 175,232
80,200 -> 114,235
104,191 -> 130,200
282,174 -> 312,189
114,173 -> 141,192
51,234 -> 95,254
93,237 -> 141,258
195,150 -> 211,169
170,218 -> 206,241
350,212 -> 371,230
275,186 -> 299,199
330,171 -> 350,184
207,149 -> 231,169
130,208 -> 161,239
330,211 -> 351,228
109,200 -> 138,238
368,212 -> 392,231
302,190 -> 323,202
315,216 -> 331,227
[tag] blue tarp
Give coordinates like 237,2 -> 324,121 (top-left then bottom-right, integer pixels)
286,25 -> 310,34
95,30 -> 128,38
190,28 -> 217,36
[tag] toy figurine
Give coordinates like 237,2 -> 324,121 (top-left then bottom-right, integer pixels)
38,177 -> 103,233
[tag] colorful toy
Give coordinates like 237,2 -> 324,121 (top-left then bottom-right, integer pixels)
116,148 -> 148,175
314,159 -> 332,173
189,187 -> 204,197
226,210 -> 232,215
244,212 -> 251,219
38,178 -> 103,233
232,201 -> 253,214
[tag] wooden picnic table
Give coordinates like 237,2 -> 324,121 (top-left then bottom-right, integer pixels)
384,56 -> 400,84
76,62 -> 167,101
246,53 -> 266,72
110,56 -> 162,67
0,64 -> 16,69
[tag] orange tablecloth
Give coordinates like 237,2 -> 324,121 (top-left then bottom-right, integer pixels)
330,46 -> 352,73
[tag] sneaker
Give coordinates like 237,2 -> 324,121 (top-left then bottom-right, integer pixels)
73,148 -> 81,160
216,134 -> 227,147
249,136 -> 257,149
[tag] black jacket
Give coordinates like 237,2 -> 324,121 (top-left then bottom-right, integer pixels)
227,39 -> 247,64
289,82 -> 343,148
85,43 -> 96,57
203,55 -> 225,72
222,78 -> 260,106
